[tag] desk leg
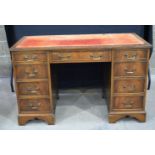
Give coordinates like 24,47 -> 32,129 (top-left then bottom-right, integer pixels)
18,114 -> 55,125
46,54 -> 56,124
108,112 -> 146,123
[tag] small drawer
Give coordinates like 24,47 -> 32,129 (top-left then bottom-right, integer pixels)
113,49 -> 147,62
12,52 -> 47,62
15,64 -> 48,79
113,62 -> 147,77
79,51 -> 111,62
114,79 -> 145,93
17,81 -> 49,96
51,52 -> 80,62
112,96 -> 144,110
19,98 -> 51,113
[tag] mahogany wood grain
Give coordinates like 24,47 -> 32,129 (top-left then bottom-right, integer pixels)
19,98 -> 51,113
15,64 -> 48,80
114,78 -> 145,93
113,49 -> 147,62
17,81 -> 49,96
113,62 -> 147,77
12,51 -> 47,62
50,50 -> 112,63
112,96 -> 144,110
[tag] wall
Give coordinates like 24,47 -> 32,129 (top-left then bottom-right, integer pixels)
0,25 -> 11,77
6,25 -> 147,47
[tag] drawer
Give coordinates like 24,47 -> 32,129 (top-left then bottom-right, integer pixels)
51,52 -> 80,62
19,98 -> 51,113
113,49 -> 147,62
79,51 -> 111,62
113,62 -> 147,77
112,96 -> 144,110
15,64 -> 48,79
12,52 -> 47,62
50,50 -> 111,63
114,79 -> 145,93
17,81 -> 49,96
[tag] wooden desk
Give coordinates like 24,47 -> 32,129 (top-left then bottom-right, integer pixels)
10,33 -> 151,125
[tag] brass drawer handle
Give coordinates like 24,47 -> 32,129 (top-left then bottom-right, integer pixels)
28,102 -> 41,107
26,102 -> 41,110
124,104 -> 133,108
29,90 -> 38,94
124,68 -> 136,74
25,86 -> 40,94
58,55 -> 71,60
24,55 -> 38,61
123,101 -> 134,108
124,53 -> 137,60
90,55 -> 103,60
25,68 -> 38,78
31,106 -> 39,110
123,84 -> 135,91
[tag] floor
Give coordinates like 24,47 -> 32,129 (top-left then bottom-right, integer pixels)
0,77 -> 155,130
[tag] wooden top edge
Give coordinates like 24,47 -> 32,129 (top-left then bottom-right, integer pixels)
10,33 -> 152,51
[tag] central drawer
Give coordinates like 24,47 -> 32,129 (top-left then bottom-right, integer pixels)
50,50 -> 111,63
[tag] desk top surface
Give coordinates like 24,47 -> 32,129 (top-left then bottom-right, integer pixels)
11,33 -> 151,51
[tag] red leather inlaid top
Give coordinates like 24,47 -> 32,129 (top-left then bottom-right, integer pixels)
16,34 -> 144,48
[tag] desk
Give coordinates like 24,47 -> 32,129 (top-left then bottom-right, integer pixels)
10,33 -> 151,125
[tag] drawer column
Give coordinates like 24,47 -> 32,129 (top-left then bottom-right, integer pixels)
12,51 -> 55,125
109,49 -> 150,123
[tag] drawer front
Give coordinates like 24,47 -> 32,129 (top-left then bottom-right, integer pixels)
113,50 -> 147,62
114,62 -> 146,77
51,52 -> 80,62
17,81 -> 49,96
13,52 -> 47,62
79,51 -> 111,62
19,99 -> 51,113
114,79 -> 145,93
112,96 -> 144,110
50,51 -> 111,63
15,64 -> 48,79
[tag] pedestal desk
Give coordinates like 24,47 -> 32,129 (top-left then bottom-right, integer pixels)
10,33 -> 151,125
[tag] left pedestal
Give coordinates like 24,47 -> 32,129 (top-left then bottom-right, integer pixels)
12,51 -> 54,125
